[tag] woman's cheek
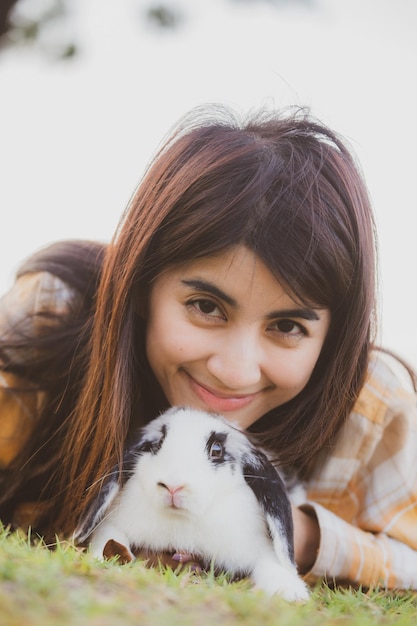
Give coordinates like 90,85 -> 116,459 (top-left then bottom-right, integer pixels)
268,347 -> 320,390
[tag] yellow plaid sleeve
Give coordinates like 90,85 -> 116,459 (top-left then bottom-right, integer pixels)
0,371 -> 44,468
301,355 -> 417,589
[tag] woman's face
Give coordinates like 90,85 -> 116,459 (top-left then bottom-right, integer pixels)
146,245 -> 330,428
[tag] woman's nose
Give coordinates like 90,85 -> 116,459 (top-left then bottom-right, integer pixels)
206,333 -> 263,390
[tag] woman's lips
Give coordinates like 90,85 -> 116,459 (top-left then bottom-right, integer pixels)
186,373 -> 259,413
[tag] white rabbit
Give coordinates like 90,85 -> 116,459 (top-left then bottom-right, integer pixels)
75,407 -> 309,602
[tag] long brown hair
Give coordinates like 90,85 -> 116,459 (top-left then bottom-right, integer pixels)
1,106 -> 378,536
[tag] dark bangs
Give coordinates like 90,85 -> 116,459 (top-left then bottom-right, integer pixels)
137,123 -> 279,283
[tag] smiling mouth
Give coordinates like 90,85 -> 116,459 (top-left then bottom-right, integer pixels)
184,372 -> 260,413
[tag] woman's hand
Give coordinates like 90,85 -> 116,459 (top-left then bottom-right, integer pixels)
291,505 -> 320,575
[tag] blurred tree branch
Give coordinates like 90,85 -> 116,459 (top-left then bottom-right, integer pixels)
0,0 -> 76,59
0,0 -> 314,59
0,0 -> 18,38
0,1 -> 185,58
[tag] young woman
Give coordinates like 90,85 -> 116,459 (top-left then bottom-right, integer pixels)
1,106 -> 416,590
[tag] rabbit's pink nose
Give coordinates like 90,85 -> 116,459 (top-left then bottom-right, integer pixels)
157,482 -> 185,508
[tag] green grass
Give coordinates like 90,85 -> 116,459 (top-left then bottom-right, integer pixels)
0,524 -> 416,626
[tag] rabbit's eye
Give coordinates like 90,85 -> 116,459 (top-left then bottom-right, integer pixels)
209,441 -> 224,459
206,431 -> 229,464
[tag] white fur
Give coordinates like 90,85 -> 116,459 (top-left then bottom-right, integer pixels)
84,408 -> 309,602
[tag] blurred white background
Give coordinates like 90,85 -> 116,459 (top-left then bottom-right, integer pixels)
1,0 -> 416,364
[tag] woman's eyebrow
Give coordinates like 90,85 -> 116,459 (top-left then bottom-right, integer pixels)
266,308 -> 320,322
181,279 -> 236,306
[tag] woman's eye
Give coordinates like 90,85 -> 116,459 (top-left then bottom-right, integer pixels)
274,319 -> 306,336
209,441 -> 224,459
196,299 -> 218,315
188,298 -> 224,319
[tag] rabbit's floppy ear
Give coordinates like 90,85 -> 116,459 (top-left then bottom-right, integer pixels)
242,447 -> 295,566
75,425 -> 163,543
74,477 -> 120,544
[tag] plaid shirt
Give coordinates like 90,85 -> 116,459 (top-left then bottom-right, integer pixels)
301,353 -> 417,589
1,272 -> 417,589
